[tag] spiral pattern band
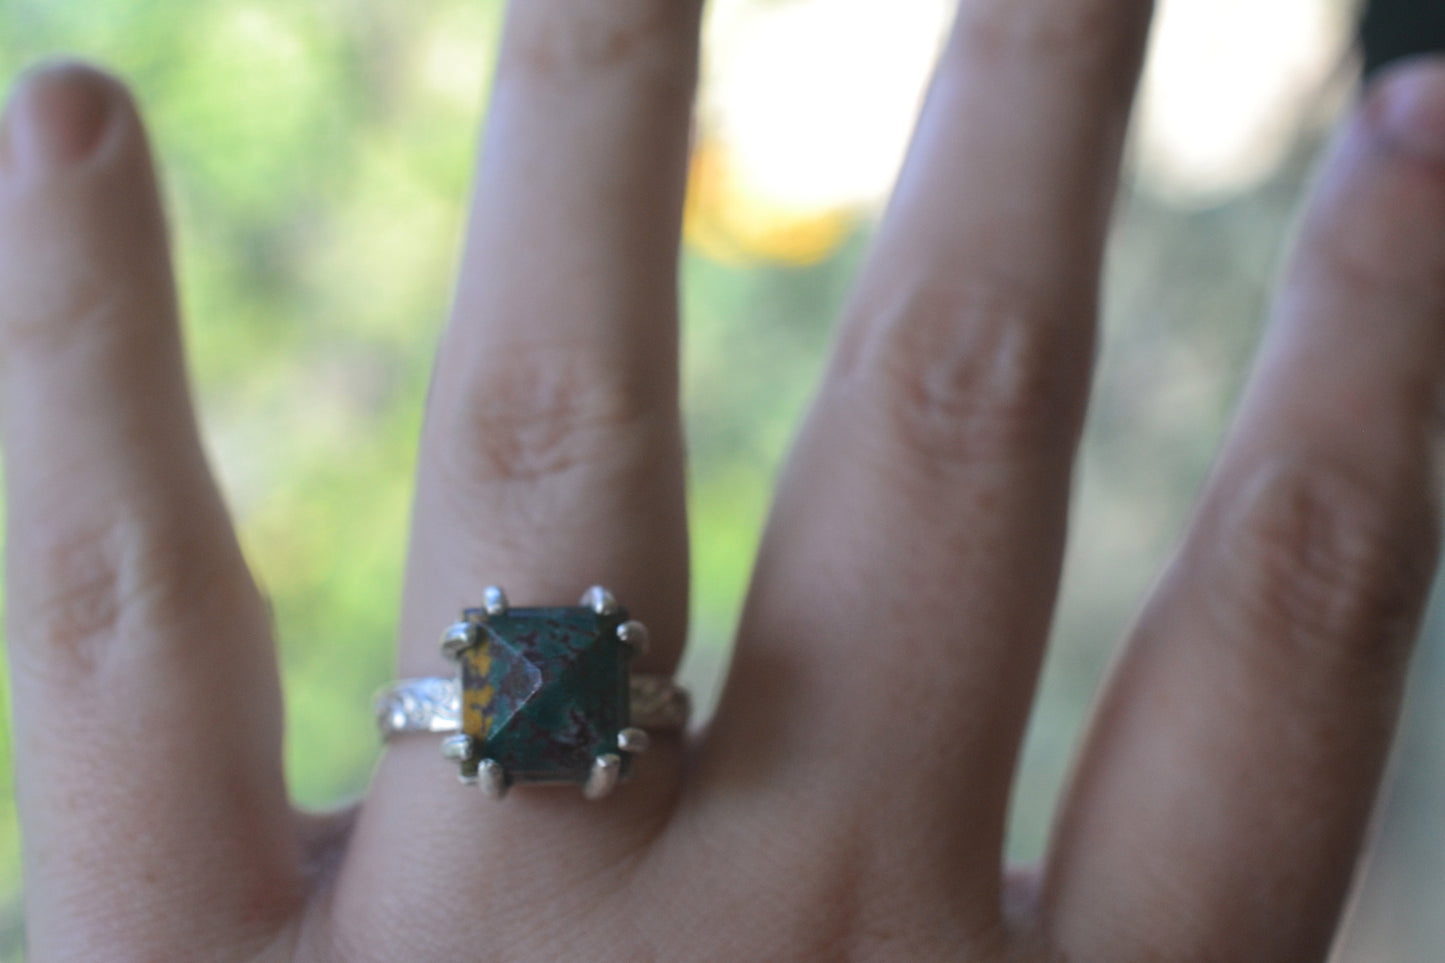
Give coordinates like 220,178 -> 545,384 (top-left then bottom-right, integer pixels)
375,675 -> 689,740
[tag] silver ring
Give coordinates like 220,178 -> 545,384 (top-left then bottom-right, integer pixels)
375,586 -> 689,800
375,675 -> 691,738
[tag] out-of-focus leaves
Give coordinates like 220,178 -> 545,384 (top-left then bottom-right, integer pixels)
0,3 -> 1440,961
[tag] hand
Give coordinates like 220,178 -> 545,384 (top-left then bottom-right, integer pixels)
3,2 -> 1443,960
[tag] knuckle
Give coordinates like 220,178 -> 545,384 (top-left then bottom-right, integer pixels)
0,199 -> 170,368
501,1 -> 698,85
13,521 -> 125,678
0,279 -> 121,364
438,349 -> 655,489
11,515 -> 239,684
1305,204 -> 1445,307
1210,454 -> 1437,675
950,0 -> 1150,82
1300,135 -> 1445,304
841,274 -> 1086,469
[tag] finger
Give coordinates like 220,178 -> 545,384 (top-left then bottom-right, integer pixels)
345,3 -> 702,953
1043,60 -> 1445,961
692,0 -> 1152,915
0,64 -> 298,955
396,0 -> 701,675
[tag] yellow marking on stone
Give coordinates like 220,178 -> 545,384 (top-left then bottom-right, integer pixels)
461,645 -> 494,738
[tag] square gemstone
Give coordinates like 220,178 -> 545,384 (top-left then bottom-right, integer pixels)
458,606 -> 631,786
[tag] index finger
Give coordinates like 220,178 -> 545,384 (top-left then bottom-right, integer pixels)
0,64 -> 298,957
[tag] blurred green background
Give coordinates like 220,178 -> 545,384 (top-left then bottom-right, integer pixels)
0,0 -> 1440,959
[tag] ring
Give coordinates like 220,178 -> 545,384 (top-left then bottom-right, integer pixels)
375,586 -> 689,800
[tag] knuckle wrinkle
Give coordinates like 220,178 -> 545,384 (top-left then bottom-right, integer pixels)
1213,456 -> 1437,675
847,276 -> 1087,470
12,515 -> 244,684
951,0 -> 1150,83
503,1 -> 696,84
441,350 -> 653,489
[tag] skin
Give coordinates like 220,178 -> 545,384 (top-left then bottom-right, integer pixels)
1,0 -> 1443,959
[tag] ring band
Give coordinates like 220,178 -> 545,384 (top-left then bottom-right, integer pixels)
375,586 -> 689,800
375,674 -> 691,738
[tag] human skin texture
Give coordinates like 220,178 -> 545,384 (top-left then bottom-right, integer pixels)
3,0 -> 1445,960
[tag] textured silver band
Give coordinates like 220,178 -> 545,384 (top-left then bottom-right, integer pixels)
375,675 -> 690,741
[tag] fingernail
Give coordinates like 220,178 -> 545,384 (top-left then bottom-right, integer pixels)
1374,57 -> 1445,164
2,62 -> 114,174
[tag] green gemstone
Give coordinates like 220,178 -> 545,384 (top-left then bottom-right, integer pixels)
458,606 -> 631,786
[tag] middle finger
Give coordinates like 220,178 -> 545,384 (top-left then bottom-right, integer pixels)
694,0 -> 1153,931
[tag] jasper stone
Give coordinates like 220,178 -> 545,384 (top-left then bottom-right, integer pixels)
458,606 -> 630,786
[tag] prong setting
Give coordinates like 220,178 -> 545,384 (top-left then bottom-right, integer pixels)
441,734 -> 477,762
617,727 -> 650,755
436,590 -> 674,795
584,753 -> 622,800
616,620 -> 650,656
581,585 -> 619,616
483,585 -> 509,617
440,621 -> 476,661
477,759 -> 509,799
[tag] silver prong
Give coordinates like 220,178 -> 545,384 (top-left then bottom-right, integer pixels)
583,753 -> 622,800
440,621 -> 476,661
483,585 -> 509,617
617,728 -> 650,755
616,620 -> 650,656
440,734 -> 477,762
477,759 -> 509,800
581,586 -> 619,616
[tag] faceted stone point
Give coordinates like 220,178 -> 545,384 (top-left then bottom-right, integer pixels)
457,604 -> 632,788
